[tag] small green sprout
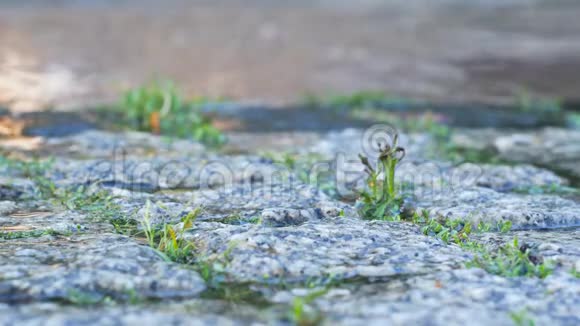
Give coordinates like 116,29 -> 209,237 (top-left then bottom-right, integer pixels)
357,134 -> 405,220
141,200 -> 199,263
421,218 -> 472,245
288,288 -> 327,326
194,241 -> 238,287
477,220 -> 512,233
499,220 -> 513,233
510,309 -> 536,326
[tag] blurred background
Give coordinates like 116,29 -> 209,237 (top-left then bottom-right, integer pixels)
0,0 -> 579,133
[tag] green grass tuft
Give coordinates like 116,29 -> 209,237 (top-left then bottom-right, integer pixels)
287,288 -> 327,326
467,237 -> 553,279
141,200 -> 199,263
0,229 -> 70,240
0,154 -> 53,178
509,309 -> 536,326
415,212 -> 553,278
121,81 -> 226,147
303,90 -> 408,110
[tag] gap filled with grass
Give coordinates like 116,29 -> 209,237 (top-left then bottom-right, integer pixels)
0,229 -> 71,240
1,154 -> 122,221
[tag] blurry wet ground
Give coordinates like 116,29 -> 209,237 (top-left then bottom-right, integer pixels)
1,0 -> 580,112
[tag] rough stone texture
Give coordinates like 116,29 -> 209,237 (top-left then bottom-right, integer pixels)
494,128 -> 580,180
0,301 -> 261,325
397,161 -> 567,193
473,228 -> 580,272
303,129 -> 580,229
121,181 -> 357,227
225,131 -> 322,154
453,128 -> 580,181
2,128 -> 580,325
452,163 -> 567,192
157,180 -> 328,211
314,269 -> 580,325
44,130 -> 206,159
450,128 -> 512,151
0,233 -> 206,303
260,208 -> 310,227
0,210 -> 90,235
0,201 -> 17,215
50,153 -> 282,193
306,128 -> 433,161
0,194 -> 115,235
414,187 -> 580,229
1,269 -> 578,326
189,218 -> 472,283
309,129 -> 569,195
0,177 -> 38,200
